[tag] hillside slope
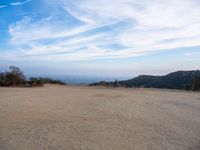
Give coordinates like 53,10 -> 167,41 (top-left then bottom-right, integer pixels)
90,70 -> 200,90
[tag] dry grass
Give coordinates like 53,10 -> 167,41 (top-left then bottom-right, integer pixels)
0,84 -> 200,150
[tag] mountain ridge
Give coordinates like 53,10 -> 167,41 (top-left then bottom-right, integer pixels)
90,70 -> 200,90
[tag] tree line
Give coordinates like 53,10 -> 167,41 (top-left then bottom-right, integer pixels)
0,66 -> 66,87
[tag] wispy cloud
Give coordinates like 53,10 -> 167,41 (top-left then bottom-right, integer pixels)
11,0 -> 32,6
4,0 -> 200,61
0,5 -> 7,8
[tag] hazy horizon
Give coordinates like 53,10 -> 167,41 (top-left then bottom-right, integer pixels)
0,0 -> 200,76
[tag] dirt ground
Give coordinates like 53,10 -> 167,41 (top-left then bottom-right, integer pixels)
0,84 -> 200,150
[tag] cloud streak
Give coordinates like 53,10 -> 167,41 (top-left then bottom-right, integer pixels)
0,5 -> 7,8
11,0 -> 32,6
4,0 -> 200,61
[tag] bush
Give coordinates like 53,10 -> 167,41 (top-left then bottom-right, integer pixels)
29,77 -> 44,86
0,66 -> 26,86
28,77 -> 66,86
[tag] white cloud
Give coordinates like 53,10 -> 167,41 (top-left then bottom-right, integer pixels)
5,0 -> 200,61
11,0 -> 32,6
0,5 -> 7,8
60,0 -> 200,27
184,53 -> 192,57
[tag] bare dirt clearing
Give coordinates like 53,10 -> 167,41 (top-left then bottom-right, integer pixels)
0,85 -> 200,150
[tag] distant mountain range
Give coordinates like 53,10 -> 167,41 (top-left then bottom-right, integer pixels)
90,70 -> 200,90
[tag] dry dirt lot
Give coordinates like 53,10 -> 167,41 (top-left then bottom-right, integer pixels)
0,84 -> 200,150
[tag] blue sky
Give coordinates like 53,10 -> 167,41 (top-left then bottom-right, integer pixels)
0,0 -> 200,77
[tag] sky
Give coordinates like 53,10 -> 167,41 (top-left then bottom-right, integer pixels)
0,0 -> 200,78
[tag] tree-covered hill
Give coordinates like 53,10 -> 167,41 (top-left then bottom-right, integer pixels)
90,70 -> 200,90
